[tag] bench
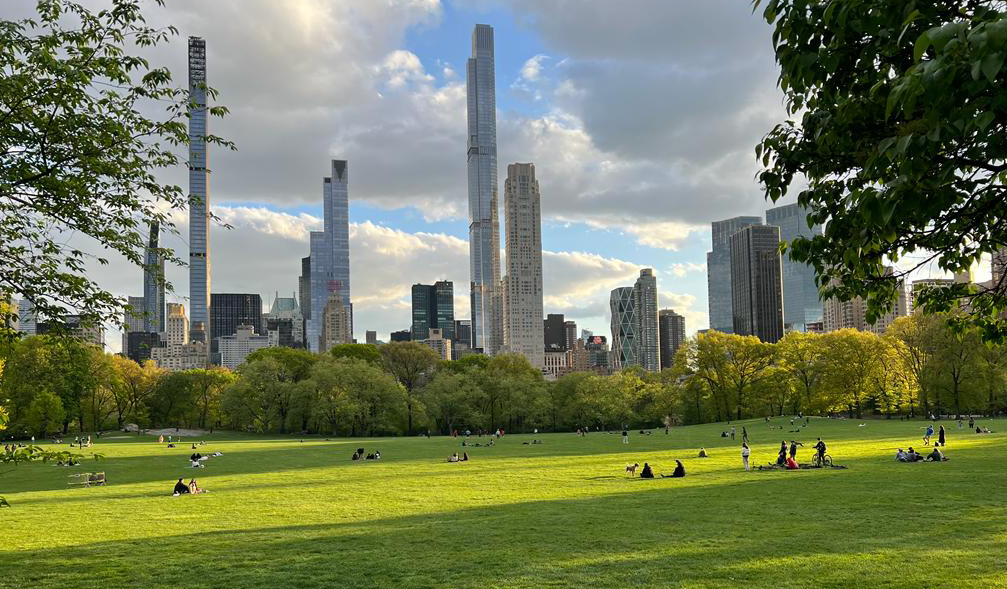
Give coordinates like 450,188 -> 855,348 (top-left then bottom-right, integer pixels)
68,472 -> 106,488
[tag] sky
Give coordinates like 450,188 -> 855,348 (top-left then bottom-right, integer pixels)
9,0 -> 938,352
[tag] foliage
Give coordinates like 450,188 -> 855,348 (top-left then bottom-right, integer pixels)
24,390 -> 65,437
379,342 -> 439,434
755,0 -> 1007,341
329,343 -> 382,366
1,0 -> 232,332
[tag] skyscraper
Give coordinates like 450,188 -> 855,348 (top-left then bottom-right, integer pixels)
467,24 -> 503,355
707,216 -> 762,333
502,163 -> 544,369
143,221 -> 165,333
825,267 -> 908,334
308,160 -> 351,352
766,204 -> 823,331
187,37 -> 210,341
564,321 -> 577,351
299,255 -> 311,334
122,295 -> 145,353
210,293 -> 262,359
411,281 -> 454,341
609,269 -> 661,372
659,309 -> 686,369
544,314 -> 566,351
730,225 -> 785,343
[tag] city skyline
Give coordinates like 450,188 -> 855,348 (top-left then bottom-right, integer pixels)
40,2 -> 994,354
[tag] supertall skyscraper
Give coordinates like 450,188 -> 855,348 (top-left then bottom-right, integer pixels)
308,160 -> 351,352
466,24 -> 503,355
730,225 -> 785,343
143,221 -> 165,333
707,216 -> 762,333
502,163 -> 544,368
766,204 -> 823,331
187,37 -> 210,341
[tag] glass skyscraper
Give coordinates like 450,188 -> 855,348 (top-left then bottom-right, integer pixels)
730,225 -> 785,343
308,160 -> 351,352
466,24 -> 502,355
187,37 -> 210,339
143,221 -> 165,333
706,216 -> 762,333
610,270 -> 660,372
766,203 -> 823,331
411,281 -> 454,342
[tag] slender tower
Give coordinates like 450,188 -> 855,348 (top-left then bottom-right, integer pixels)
143,221 -> 165,332
502,163 -> 544,368
466,24 -> 502,355
308,160 -> 351,352
187,37 -> 210,342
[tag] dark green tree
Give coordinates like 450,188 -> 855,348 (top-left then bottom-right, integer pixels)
756,1 -> 1007,341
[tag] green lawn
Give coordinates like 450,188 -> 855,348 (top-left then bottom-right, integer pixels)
2,417 -> 1006,588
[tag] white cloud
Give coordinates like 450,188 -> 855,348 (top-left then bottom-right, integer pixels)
669,262 -> 706,278
520,54 -> 549,81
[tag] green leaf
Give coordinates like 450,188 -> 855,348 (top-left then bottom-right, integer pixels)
976,111 -> 995,131
914,31 -> 931,62
981,52 -> 1004,82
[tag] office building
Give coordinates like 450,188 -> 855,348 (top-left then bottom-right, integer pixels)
122,296 -> 145,353
731,225 -> 785,343
263,294 -> 303,348
584,335 -> 611,374
366,331 -> 377,345
143,221 -> 165,333
543,350 -> 569,380
564,321 -> 577,351
412,281 -> 454,342
452,319 -> 472,358
707,216 -> 762,333
421,327 -> 452,361
466,24 -> 503,355
390,330 -> 411,342
151,303 -> 208,371
502,163 -> 544,369
218,325 -> 274,370
18,297 -> 36,336
544,314 -> 566,351
765,204 -> 823,331
320,294 -> 352,352
309,160 -> 351,352
37,315 -> 104,348
187,37 -> 211,338
609,269 -> 661,372
299,256 -> 311,341
126,331 -> 161,365
659,309 -> 686,369
823,267 -> 908,334
210,293 -> 262,358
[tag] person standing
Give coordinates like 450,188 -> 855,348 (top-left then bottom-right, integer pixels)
731,426 -> 736,440
938,424 -> 946,447
742,426 -> 749,444
789,440 -> 803,460
621,429 -> 629,444
924,424 -> 934,446
741,443 -> 751,471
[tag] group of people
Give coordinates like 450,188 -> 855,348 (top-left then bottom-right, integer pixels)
461,439 -> 494,447
351,448 -> 381,461
447,452 -> 470,462
635,460 -> 686,479
172,477 -> 206,496
896,446 -> 947,462
922,424 -> 947,446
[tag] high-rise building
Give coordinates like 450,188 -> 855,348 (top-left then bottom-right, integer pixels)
143,221 -> 165,333
320,294 -> 353,352
544,314 -> 566,351
453,319 -> 472,347
421,327 -> 452,361
309,160 -> 351,352
126,331 -> 161,364
707,216 -> 762,333
731,225 -> 785,343
299,256 -> 311,342
610,269 -> 661,372
210,293 -> 262,359
658,309 -> 686,369
390,330 -> 411,342
187,37 -> 211,339
264,294 -> 303,347
122,295 -> 145,353
564,321 -> 577,351
823,267 -> 908,334
36,315 -> 104,348
17,298 -> 36,336
411,281 -> 454,341
584,334 -> 610,374
502,163 -> 544,369
466,24 -> 503,356
765,204 -> 823,331
218,325 -> 274,370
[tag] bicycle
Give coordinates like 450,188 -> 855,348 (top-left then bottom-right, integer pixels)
811,453 -> 833,468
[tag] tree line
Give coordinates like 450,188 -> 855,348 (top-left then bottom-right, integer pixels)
1,313 -> 1005,439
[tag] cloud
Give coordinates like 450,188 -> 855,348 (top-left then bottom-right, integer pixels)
669,262 -> 706,278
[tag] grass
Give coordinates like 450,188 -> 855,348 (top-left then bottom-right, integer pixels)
2,417 -> 1006,588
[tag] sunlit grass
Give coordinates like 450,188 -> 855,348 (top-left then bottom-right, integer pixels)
2,417 -> 1006,588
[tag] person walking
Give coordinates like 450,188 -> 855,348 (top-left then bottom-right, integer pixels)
924,424 -> 934,446
741,442 -> 751,471
731,426 -> 736,440
621,429 -> 629,444
938,424 -> 946,447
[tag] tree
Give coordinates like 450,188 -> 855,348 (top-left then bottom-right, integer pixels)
756,1 -> 1007,341
187,368 -> 235,430
418,372 -> 484,435
930,318 -> 983,416
688,332 -> 775,420
822,330 -> 880,418
379,342 -> 438,434
25,390 -> 65,437
302,357 -> 406,436
108,356 -> 161,430
329,343 -> 382,366
2,0 -> 232,332
888,315 -> 940,416
777,332 -> 827,414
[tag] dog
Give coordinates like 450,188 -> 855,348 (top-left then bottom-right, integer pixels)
625,463 -> 640,476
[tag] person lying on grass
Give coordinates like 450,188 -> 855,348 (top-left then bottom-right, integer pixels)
172,478 -> 190,496
786,456 -> 799,470
639,463 -> 654,478
448,453 -> 460,463
926,447 -> 948,462
660,460 -> 686,478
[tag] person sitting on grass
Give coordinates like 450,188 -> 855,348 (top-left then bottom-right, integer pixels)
660,460 -> 686,478
188,479 -> 206,494
786,456 -> 800,470
352,452 -> 361,461
639,462 -> 654,478
896,448 -> 908,462
906,447 -> 923,462
698,448 -> 708,458
374,451 -> 381,460
172,478 -> 190,496
461,452 -> 469,461
448,453 -> 460,463
926,447 -> 947,462
776,448 -> 787,466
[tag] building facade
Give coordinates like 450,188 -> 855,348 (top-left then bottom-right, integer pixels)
658,309 -> 686,369
610,287 -> 636,369
365,331 -> 377,345
126,331 -> 161,365
765,203 -> 823,331
218,325 -> 273,370
502,163 -> 544,369
823,267 -> 908,334
122,295 -> 145,353
143,221 -> 165,333
309,160 -> 352,352
466,24 -> 503,356
610,269 -> 661,372
320,294 -> 353,352
707,216 -> 762,333
390,330 -> 411,342
151,303 -> 208,371
36,315 -> 104,348
411,281 -> 454,342
544,314 -> 566,351
421,327 -> 453,361
730,225 -> 785,343
564,321 -> 577,351
210,293 -> 262,359
188,37 -> 211,339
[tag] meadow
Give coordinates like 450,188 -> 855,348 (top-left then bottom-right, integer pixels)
1,417 -> 1006,588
